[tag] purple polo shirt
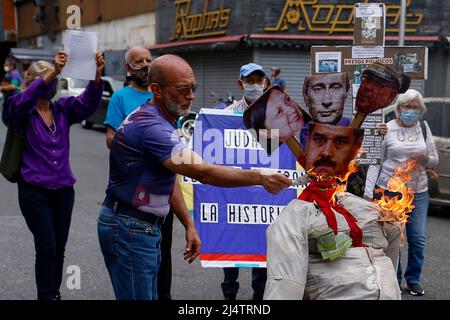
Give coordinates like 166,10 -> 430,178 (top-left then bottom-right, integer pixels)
9,77 -> 104,189
106,102 -> 187,217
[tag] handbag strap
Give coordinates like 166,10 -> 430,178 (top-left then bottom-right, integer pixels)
419,120 -> 427,142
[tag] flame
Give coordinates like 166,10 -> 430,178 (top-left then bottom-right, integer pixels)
306,149 -> 362,205
373,159 -> 416,224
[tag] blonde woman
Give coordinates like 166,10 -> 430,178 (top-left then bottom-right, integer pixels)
364,89 -> 439,296
8,51 -> 104,300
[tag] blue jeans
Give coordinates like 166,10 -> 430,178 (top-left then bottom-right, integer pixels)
18,179 -> 74,300
397,191 -> 429,285
97,206 -> 162,300
222,267 -> 267,297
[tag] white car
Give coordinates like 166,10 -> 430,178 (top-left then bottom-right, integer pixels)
56,77 -> 124,129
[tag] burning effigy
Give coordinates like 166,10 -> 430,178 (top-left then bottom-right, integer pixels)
258,63 -> 412,300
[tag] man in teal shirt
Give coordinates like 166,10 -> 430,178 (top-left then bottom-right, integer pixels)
104,46 -> 153,148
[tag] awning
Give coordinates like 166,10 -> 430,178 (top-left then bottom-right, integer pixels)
10,48 -> 55,61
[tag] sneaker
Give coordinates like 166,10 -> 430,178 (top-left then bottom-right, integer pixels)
406,283 -> 425,296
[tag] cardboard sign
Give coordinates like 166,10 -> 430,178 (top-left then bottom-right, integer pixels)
311,46 -> 428,80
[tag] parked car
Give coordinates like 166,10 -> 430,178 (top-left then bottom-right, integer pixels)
383,97 -> 450,207
55,76 -> 124,129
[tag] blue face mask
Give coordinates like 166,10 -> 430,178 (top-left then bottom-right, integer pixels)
400,110 -> 419,126
41,79 -> 58,101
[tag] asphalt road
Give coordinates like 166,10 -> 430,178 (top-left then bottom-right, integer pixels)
0,123 -> 449,300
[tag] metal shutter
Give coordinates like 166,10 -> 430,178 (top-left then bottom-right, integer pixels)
257,49 -> 309,105
180,50 -> 253,112
409,79 -> 425,96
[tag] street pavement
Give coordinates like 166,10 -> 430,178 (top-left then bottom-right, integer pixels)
0,123 -> 449,300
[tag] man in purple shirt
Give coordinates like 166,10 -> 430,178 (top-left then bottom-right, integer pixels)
8,50 -> 104,300
98,54 -> 292,300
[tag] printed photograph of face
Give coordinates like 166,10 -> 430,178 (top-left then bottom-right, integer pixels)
305,123 -> 364,178
303,72 -> 350,125
355,63 -> 410,114
356,72 -> 398,114
243,85 -> 311,153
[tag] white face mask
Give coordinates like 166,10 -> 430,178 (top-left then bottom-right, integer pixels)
4,66 -> 10,73
242,82 -> 264,103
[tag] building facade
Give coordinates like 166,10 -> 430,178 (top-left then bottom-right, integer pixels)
151,0 -> 450,117
0,0 -> 17,71
14,0 -> 158,76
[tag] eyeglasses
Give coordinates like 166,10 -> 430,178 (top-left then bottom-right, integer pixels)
156,83 -> 198,96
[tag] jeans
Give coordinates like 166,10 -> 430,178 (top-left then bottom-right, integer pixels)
17,179 -> 74,300
97,206 -> 162,300
222,267 -> 267,298
158,210 -> 173,300
397,191 -> 429,285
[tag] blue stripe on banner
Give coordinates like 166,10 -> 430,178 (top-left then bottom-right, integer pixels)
234,263 -> 261,268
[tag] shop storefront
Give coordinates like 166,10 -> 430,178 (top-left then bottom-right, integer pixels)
150,0 -> 450,117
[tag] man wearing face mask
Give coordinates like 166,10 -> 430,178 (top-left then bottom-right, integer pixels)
104,47 -> 153,149
225,63 -> 266,113
223,63 -> 267,300
1,58 -> 23,125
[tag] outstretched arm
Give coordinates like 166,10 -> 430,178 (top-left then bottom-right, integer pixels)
162,148 -> 292,194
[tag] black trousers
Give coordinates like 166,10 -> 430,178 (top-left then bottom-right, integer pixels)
157,210 -> 174,300
222,267 -> 267,298
17,180 -> 75,300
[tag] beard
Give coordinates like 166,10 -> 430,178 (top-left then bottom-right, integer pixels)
162,91 -> 189,118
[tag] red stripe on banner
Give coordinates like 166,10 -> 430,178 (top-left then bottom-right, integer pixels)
200,253 -> 267,261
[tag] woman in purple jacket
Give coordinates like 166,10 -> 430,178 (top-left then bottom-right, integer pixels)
8,51 -> 104,300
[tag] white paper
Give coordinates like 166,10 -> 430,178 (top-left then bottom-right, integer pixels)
355,4 -> 383,18
315,52 -> 342,73
61,30 -> 98,80
352,46 -> 384,59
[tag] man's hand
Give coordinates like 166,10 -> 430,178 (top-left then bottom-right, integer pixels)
184,225 -> 201,264
378,123 -> 388,136
261,173 -> 292,194
54,50 -> 68,75
364,196 -> 373,202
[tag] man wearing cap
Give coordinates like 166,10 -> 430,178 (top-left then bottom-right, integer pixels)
270,66 -> 287,93
223,63 -> 267,300
225,63 -> 266,112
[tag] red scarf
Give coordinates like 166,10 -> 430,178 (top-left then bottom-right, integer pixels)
299,179 -> 366,247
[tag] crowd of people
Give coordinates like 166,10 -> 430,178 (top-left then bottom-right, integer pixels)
0,46 -> 439,300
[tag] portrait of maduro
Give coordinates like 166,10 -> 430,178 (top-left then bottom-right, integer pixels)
305,123 -> 364,179
243,85 -> 311,155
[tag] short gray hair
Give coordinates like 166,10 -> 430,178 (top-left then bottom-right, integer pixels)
394,89 -> 426,117
24,60 -> 54,85
125,46 -> 151,64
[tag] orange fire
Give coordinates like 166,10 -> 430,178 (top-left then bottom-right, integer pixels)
336,157 -> 360,193
374,159 -> 417,224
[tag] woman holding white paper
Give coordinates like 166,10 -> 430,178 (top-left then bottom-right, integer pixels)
7,50 -> 104,300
